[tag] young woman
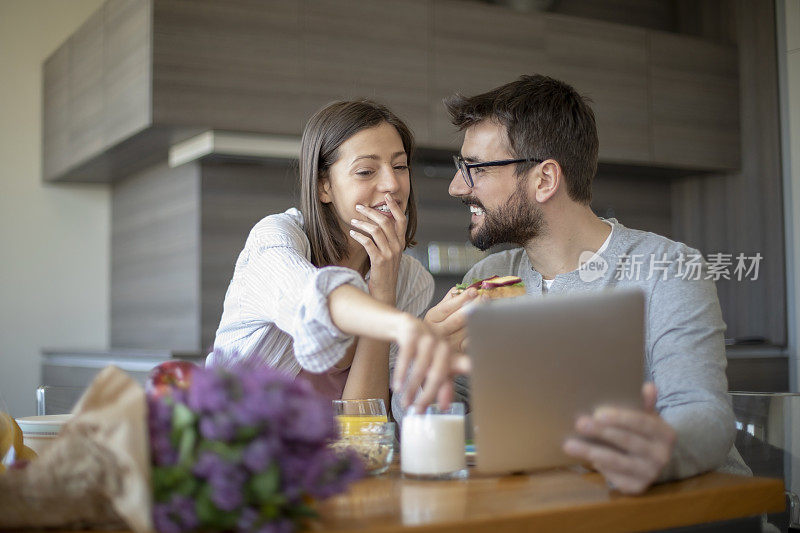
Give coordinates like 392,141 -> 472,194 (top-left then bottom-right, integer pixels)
207,100 -> 462,420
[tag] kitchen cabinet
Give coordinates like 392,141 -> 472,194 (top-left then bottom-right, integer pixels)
43,0 -> 742,183
429,0 -> 549,148
303,0 -> 430,144
649,31 -> 740,170
545,14 -> 651,165
43,0 -> 151,183
429,3 -> 653,166
67,6 -> 105,168
151,0 -> 304,134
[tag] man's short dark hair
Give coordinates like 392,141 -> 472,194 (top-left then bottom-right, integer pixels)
444,74 -> 598,204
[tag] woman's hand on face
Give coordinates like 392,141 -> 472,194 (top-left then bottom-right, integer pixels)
391,314 -> 472,412
349,193 -> 407,304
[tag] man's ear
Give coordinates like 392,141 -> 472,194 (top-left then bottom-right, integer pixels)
318,178 -> 332,204
533,160 -> 561,203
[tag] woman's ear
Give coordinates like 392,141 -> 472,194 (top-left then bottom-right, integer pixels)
318,178 -> 332,204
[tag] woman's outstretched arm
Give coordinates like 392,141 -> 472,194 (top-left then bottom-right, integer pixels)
328,284 -> 469,411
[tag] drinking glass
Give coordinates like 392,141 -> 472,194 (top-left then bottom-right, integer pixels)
401,402 -> 467,480
332,398 -> 388,437
332,421 -> 395,476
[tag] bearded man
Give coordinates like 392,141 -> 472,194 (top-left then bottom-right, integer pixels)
397,74 -> 749,495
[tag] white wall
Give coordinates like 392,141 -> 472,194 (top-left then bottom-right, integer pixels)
0,0 -> 109,417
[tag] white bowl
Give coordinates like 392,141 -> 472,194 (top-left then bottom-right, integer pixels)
15,414 -> 72,456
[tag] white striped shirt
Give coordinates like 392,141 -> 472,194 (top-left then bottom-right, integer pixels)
206,208 -> 435,387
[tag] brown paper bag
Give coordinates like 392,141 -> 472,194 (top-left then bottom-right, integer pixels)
0,366 -> 153,532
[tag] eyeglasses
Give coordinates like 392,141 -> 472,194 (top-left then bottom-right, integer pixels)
453,155 -> 544,188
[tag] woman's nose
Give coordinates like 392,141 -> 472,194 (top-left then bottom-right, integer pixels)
378,167 -> 400,192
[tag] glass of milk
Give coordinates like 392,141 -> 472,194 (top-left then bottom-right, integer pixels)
401,402 -> 467,480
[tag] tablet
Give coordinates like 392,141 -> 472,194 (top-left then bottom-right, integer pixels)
466,288 -> 645,475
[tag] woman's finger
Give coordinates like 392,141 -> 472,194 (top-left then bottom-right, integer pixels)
350,219 -> 391,255
450,354 -> 471,374
436,381 -> 454,410
349,229 -> 380,260
413,340 -> 451,412
403,337 -> 435,407
383,194 -> 407,240
393,337 -> 413,392
355,204 -> 402,250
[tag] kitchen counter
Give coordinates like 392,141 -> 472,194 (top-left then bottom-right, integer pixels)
40,348 -> 205,389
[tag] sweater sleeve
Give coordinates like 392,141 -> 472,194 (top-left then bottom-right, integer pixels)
647,252 -> 735,482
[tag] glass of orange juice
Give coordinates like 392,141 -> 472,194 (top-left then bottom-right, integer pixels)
333,399 -> 387,437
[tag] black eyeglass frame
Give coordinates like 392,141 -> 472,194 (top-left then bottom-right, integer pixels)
453,155 -> 544,188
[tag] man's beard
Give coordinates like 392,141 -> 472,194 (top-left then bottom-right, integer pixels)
467,184 -> 544,251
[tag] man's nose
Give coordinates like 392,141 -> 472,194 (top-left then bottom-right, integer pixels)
449,170 -> 470,197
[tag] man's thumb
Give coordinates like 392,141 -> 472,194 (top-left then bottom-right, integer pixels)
642,382 -> 658,413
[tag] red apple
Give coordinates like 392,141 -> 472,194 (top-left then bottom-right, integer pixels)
146,360 -> 197,398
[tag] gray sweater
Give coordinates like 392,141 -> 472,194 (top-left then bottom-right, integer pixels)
462,219 -> 748,481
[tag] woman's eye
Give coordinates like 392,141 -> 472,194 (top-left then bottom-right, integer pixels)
393,165 -> 409,171
355,170 -> 374,177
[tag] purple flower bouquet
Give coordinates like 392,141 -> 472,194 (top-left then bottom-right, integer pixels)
148,363 -> 364,533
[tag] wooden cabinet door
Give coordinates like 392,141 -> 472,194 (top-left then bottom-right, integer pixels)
151,0 -> 306,135
429,0 -> 548,149
43,42 -> 72,182
302,0 -> 430,144
103,0 -> 151,147
68,7 -> 105,170
649,32 -> 740,171
545,14 -> 651,165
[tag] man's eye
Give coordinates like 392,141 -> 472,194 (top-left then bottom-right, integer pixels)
355,170 -> 374,176
393,165 -> 409,171
473,167 -> 486,174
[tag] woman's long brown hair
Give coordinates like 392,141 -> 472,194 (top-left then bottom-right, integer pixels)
299,100 -> 418,267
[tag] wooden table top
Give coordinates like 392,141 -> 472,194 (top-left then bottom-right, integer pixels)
53,465 -> 784,533
311,465 -> 785,532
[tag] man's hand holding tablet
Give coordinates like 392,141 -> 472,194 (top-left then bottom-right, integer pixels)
563,383 -> 677,495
